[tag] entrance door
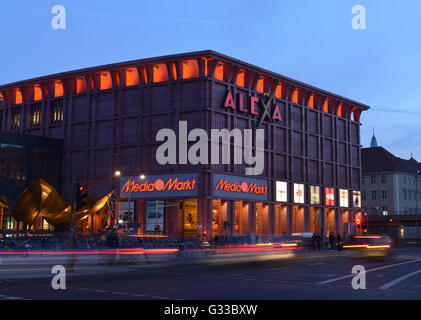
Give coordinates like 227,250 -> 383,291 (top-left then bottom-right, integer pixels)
341,210 -> 349,238
212,200 -> 221,235
293,206 -> 304,233
275,205 -> 287,235
239,202 -> 249,234
310,207 -> 320,234
256,203 -> 268,235
324,208 -> 335,237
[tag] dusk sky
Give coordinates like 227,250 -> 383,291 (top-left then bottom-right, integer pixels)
1,0 -> 420,160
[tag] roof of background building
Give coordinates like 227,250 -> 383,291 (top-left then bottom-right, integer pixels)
362,147 -> 421,175
370,133 -> 378,148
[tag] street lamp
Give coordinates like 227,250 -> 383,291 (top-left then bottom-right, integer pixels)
114,170 -> 146,230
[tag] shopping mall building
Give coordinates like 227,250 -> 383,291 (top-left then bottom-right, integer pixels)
0,50 -> 369,239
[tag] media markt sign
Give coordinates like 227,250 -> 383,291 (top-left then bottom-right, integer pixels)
213,174 -> 268,201
120,173 -> 198,198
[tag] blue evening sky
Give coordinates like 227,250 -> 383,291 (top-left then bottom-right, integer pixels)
1,0 -> 420,160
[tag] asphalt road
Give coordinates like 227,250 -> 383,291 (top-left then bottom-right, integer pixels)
1,248 -> 421,300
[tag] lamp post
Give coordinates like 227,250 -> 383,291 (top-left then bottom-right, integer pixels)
114,170 -> 145,231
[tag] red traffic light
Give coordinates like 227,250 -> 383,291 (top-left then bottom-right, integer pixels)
355,217 -> 361,225
79,184 -> 88,195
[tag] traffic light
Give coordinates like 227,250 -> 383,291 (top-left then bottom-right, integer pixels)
75,183 -> 88,211
355,217 -> 361,226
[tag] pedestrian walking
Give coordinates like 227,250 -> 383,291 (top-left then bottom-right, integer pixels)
336,233 -> 342,251
315,233 -> 321,251
329,233 -> 335,250
311,233 -> 316,250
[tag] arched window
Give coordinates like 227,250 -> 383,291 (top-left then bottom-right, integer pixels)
98,72 -> 112,90
15,89 -> 23,104
76,77 -> 88,94
256,77 -> 264,93
337,103 -> 343,117
214,61 -> 230,82
34,85 -> 43,101
323,99 -> 329,113
236,69 -> 245,87
275,83 -> 283,99
125,68 -> 139,87
308,94 -> 315,109
181,60 -> 199,79
170,63 -> 177,80
292,88 -> 299,104
151,64 -> 168,83
54,80 -> 64,97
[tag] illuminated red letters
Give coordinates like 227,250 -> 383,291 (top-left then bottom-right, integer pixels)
215,179 -> 267,195
223,90 -> 282,122
224,90 -> 236,110
121,178 -> 197,193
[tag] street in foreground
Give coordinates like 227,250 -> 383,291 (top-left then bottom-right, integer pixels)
1,248 -> 421,300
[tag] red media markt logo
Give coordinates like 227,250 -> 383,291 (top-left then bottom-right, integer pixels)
216,179 -> 267,195
121,177 -> 197,193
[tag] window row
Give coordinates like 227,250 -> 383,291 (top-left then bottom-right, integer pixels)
9,100 -> 64,129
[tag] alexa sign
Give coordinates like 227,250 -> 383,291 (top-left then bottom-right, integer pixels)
223,90 -> 283,126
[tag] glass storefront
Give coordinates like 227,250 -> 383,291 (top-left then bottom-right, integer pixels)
309,207 -> 320,234
256,203 -> 269,235
293,206 -> 305,233
183,199 -> 197,239
275,204 -> 287,235
146,200 -> 164,235
325,208 -> 336,237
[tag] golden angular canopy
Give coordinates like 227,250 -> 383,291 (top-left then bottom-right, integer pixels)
12,179 -> 112,226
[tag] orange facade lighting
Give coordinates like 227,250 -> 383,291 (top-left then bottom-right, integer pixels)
352,107 -> 361,122
76,77 -> 87,94
125,68 -> 139,87
113,71 -> 120,88
170,63 -> 177,80
275,83 -> 283,99
34,85 -> 43,101
181,60 -> 199,79
236,70 -> 245,87
256,77 -> 264,93
214,61 -> 231,82
201,57 -> 214,77
308,94 -> 314,109
54,81 -> 64,97
15,89 -> 23,104
292,88 -> 299,104
99,72 -> 112,90
323,100 -> 329,113
152,64 -> 168,83
338,103 -> 343,117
